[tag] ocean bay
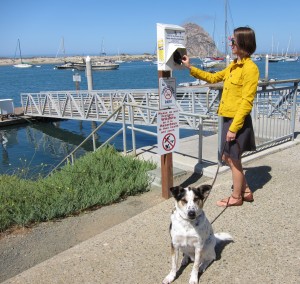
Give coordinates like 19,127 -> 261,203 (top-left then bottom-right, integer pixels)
0,59 -> 299,177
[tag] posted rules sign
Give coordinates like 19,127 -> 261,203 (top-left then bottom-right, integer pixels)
157,108 -> 179,155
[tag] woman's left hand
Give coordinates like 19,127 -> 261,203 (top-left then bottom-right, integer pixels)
226,130 -> 236,142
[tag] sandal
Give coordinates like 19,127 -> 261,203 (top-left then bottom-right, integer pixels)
216,195 -> 243,207
231,185 -> 254,202
242,190 -> 254,202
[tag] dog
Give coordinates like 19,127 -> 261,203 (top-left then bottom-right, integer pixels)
162,185 -> 233,284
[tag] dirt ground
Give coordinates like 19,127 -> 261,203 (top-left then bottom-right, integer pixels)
0,171 -> 208,283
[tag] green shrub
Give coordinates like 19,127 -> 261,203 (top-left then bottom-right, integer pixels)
0,145 -> 156,232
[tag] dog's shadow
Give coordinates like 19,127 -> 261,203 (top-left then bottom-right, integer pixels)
173,239 -> 233,282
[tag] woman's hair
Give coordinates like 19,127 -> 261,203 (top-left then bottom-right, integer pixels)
234,27 -> 256,57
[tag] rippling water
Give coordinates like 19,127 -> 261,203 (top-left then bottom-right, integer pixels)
0,59 -> 299,177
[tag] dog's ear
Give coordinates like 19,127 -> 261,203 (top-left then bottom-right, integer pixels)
195,184 -> 212,200
170,186 -> 185,201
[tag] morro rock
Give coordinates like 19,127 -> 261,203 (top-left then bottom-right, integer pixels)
183,23 -> 221,57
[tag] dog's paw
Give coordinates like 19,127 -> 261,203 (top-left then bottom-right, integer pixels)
188,277 -> 198,284
189,271 -> 198,284
162,272 -> 176,284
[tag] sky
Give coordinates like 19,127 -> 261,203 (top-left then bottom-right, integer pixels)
1,0 -> 300,57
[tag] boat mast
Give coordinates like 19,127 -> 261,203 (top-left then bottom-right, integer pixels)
18,39 -> 23,64
224,0 -> 228,56
55,37 -> 66,61
271,35 -> 274,57
100,38 -> 106,56
285,35 -> 291,57
212,13 -> 216,56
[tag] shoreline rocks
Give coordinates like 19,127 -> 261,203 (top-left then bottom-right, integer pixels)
0,54 -> 157,66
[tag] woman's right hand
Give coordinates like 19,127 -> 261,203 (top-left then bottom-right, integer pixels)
181,55 -> 191,69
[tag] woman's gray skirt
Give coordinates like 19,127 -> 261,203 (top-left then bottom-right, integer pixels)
221,115 -> 256,160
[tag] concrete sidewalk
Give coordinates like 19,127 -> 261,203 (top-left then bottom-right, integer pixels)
3,132 -> 300,283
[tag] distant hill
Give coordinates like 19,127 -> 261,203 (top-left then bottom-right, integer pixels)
183,23 -> 221,57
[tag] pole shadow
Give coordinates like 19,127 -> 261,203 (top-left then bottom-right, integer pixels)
179,172 -> 202,188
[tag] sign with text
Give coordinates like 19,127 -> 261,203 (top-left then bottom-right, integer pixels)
157,108 -> 179,155
73,74 -> 81,82
159,77 -> 176,109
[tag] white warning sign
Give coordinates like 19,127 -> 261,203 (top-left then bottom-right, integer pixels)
159,77 -> 176,109
157,108 -> 179,155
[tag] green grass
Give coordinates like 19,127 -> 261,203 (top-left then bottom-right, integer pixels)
0,145 -> 156,232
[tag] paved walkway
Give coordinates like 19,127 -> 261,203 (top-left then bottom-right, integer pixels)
3,123 -> 300,283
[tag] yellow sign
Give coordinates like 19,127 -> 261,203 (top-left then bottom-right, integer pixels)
158,39 -> 164,62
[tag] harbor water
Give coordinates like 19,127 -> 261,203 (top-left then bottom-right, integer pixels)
0,59 -> 299,177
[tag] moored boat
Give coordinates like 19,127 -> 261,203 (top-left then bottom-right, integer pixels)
178,79 -> 207,87
55,61 -> 85,71
55,57 -> 119,71
13,63 -> 33,68
251,55 -> 262,61
284,56 -> 298,62
200,57 -> 225,68
268,56 -> 280,63
13,39 -> 33,68
91,61 -> 119,71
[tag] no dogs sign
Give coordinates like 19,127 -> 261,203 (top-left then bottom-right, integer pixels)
159,77 -> 176,109
157,108 -> 179,155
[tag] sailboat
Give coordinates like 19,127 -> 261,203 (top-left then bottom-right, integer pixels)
284,36 -> 298,62
90,39 -> 119,70
13,39 -> 33,68
54,37 -> 85,71
115,48 -> 125,63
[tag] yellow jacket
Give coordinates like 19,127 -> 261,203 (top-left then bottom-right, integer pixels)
190,57 -> 259,133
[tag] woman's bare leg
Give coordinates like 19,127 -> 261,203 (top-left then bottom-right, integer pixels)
217,154 -> 244,206
228,157 -> 245,198
221,154 -> 254,203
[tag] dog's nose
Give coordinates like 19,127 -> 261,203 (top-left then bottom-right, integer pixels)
188,210 -> 196,219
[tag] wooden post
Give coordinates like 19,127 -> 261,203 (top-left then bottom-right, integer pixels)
161,152 -> 173,199
158,70 -> 173,199
75,81 -> 80,91
265,54 -> 269,81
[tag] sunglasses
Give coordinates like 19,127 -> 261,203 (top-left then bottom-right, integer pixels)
229,37 -> 237,45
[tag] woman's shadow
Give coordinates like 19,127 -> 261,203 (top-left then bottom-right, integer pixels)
179,165 -> 272,194
243,165 -> 272,193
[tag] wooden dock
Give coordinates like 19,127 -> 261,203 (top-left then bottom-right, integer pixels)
0,107 -> 32,127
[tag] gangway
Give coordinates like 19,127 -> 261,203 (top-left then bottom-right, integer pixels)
21,87 -> 220,130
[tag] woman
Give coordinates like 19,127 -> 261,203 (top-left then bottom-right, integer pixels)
181,26 -> 259,207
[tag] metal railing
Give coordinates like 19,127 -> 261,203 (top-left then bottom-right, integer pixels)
49,103 -> 209,174
248,79 -> 299,152
213,79 -> 299,161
